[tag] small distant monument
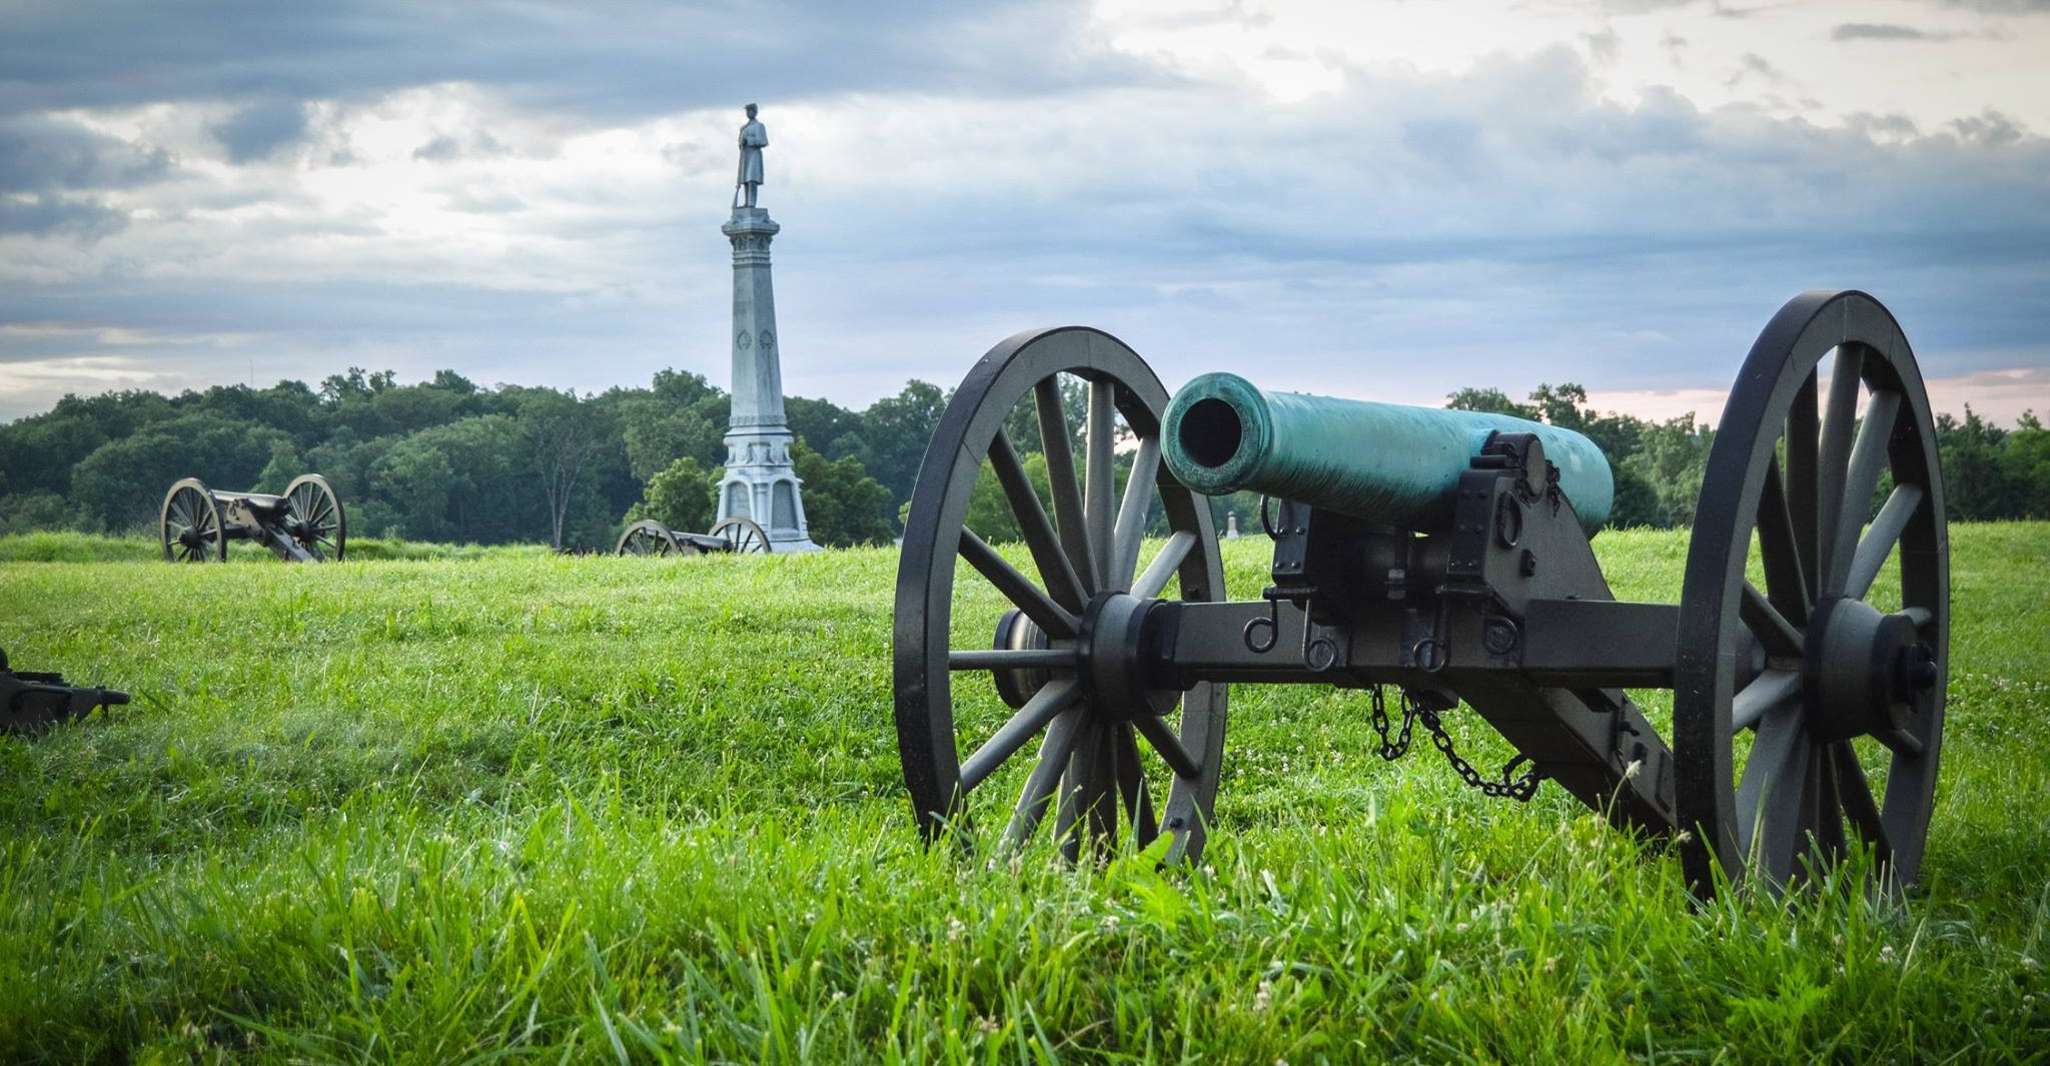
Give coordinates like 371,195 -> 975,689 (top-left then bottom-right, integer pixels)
716,103 -> 817,551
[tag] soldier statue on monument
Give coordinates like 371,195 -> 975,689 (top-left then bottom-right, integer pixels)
735,103 -> 767,209
717,103 -> 818,550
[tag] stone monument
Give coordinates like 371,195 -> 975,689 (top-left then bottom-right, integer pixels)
716,103 -> 817,551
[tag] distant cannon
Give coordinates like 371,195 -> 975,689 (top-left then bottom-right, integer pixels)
1,647 -> 128,734
892,290 -> 1947,898
161,474 -> 345,562
615,516 -> 771,556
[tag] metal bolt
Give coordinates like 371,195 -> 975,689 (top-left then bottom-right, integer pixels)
1483,617 -> 1520,656
1896,644 -> 1939,696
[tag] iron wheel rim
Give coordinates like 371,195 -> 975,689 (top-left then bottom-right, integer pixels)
892,326 -> 1229,864
709,516 -> 770,554
616,519 -> 676,556
283,474 -> 346,561
160,478 -> 226,563
1676,290 -> 1948,896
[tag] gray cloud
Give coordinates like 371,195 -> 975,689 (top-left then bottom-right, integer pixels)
0,114 -> 172,192
1933,0 -> 2050,12
0,11 -> 2044,423
0,0 -> 1165,122
412,135 -> 462,162
1832,22 -> 1960,40
209,98 -> 312,162
1950,109 -> 2027,145
0,195 -> 127,237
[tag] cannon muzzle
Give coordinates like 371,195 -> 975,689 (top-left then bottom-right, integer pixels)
1162,373 -> 1614,533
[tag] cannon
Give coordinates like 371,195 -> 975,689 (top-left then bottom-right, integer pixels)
614,516 -> 771,556
1,647 -> 128,734
161,474 -> 346,562
892,290 -> 1946,897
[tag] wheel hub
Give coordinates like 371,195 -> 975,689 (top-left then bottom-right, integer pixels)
1803,596 -> 1936,745
1077,592 -> 1179,722
989,592 -> 1177,720
990,609 -> 1055,710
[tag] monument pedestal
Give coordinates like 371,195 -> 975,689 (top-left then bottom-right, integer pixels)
718,206 -> 818,552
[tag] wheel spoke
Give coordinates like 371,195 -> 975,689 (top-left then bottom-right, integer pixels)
1786,371 -> 1821,592
1034,378 -> 1096,594
1736,703 -> 1813,883
959,529 -> 1079,638
1830,742 -> 1892,866
1109,437 -> 1160,591
958,680 -> 1081,792
1132,530 -> 1195,600
1078,722 -> 1119,856
1054,721 -> 1116,862
1812,743 -> 1848,870
1084,380 -> 1117,590
947,649 -> 1077,671
989,430 -> 1089,611
1132,714 -> 1202,779
1815,347 -> 1865,589
1740,582 -> 1804,660
1756,458 -> 1811,624
1731,668 -> 1800,732
1825,389 -> 1901,597
1845,483 -> 1922,602
1114,725 -> 1158,844
1002,708 -> 1084,849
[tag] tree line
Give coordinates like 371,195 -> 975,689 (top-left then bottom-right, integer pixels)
1,368 -> 2043,548
0,367 -> 923,549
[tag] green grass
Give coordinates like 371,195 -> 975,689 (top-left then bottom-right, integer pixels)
0,531 -> 552,564
1,525 -> 2046,1062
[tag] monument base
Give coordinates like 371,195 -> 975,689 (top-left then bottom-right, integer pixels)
717,426 -> 820,553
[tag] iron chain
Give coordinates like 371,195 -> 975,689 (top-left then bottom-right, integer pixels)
1368,686 -> 1544,802
1368,685 -> 1417,760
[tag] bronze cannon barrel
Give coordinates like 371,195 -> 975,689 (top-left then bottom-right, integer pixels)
1161,373 -> 1615,533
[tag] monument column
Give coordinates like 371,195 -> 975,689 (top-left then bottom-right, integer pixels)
716,104 -> 817,551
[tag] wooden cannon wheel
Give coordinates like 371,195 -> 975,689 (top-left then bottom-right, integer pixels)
708,516 -> 771,554
893,327 -> 1228,864
283,474 -> 346,561
1676,290 -> 1948,896
161,477 -> 227,563
616,519 -> 697,556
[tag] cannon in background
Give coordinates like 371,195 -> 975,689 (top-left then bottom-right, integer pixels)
1,647 -> 128,734
614,516 -> 771,556
891,290 -> 1945,898
161,474 -> 345,562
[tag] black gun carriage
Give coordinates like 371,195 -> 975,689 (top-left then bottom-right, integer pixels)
161,474 -> 345,562
1,647 -> 128,735
893,290 -> 1946,897
615,516 -> 772,556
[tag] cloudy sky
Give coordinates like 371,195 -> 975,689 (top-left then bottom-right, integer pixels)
2,0 -> 2047,424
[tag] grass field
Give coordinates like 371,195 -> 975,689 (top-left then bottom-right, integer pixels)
1,526 -> 2046,1062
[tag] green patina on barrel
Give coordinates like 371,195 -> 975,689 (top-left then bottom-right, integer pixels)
1162,373 -> 1614,534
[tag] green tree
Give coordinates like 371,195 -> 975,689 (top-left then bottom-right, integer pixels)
627,457 -> 716,533
1935,407 -> 2015,520
506,388 -> 614,550
254,439 -> 305,493
792,442 -> 895,547
859,380 -> 948,502
1445,387 -> 1538,420
70,413 -> 288,531
369,436 -> 457,541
